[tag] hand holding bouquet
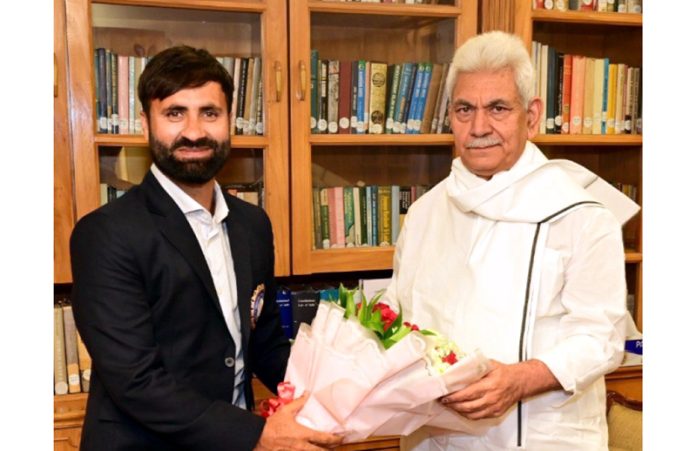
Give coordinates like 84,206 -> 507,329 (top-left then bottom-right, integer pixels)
267,286 -> 491,443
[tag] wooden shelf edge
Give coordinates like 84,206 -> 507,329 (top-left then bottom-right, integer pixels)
606,364 -> 642,380
531,9 -> 642,26
93,0 -> 266,13
309,2 -> 462,18
95,134 -> 268,149
309,247 -> 395,273
532,134 -> 642,146
310,134 -> 454,146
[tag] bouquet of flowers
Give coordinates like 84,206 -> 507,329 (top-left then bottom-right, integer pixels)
266,285 -> 491,443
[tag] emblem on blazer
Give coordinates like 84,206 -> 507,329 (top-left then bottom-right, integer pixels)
250,284 -> 265,330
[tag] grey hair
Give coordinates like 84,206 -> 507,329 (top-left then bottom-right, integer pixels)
445,31 -> 535,107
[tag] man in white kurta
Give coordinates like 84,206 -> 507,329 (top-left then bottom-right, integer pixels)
385,32 -> 638,450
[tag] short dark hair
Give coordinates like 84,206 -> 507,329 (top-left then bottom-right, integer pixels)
138,45 -> 234,117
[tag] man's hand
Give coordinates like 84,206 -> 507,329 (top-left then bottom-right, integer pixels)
254,394 -> 343,451
440,359 -> 561,420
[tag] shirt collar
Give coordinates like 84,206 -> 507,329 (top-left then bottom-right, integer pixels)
151,163 -> 229,224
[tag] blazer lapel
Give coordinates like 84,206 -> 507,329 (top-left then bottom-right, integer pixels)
224,201 -> 252,357
141,172 -> 222,316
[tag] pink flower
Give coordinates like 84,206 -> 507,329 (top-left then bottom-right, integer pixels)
259,382 -> 296,418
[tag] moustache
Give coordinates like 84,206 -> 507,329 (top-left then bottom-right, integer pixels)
465,137 -> 502,148
171,137 -> 220,151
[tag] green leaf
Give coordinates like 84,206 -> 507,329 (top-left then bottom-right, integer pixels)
419,329 -> 437,336
345,289 -> 356,318
338,283 -> 349,309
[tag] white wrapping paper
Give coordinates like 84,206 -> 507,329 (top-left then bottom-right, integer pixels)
284,301 -> 492,442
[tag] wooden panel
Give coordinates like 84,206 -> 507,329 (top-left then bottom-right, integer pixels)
262,0 -> 291,276
532,9 -> 642,27
95,0 -> 265,12
54,427 -> 81,451
605,365 -> 642,402
55,0 -> 75,283
65,0 -> 100,220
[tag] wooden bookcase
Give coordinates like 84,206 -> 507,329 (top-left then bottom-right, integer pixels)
58,0 -> 290,279
504,0 -> 644,401
289,0 -> 478,274
54,0 -> 641,447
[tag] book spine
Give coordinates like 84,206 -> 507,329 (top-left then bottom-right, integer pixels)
275,288 -> 294,339
327,60 -> 340,134
554,52 -> 564,133
246,57 -> 261,136
243,57 -> 256,135
54,305 -> 68,395
108,50 -> 119,134
338,60 -> 352,134
127,56 -> 136,134
405,62 -> 424,134
353,186 -> 362,247
355,60 -> 366,134
582,57 -> 595,134
390,185 -> 400,244
393,62 -> 412,134
592,57 -> 606,134
385,64 -> 401,134
613,64 -> 625,134
377,186 -> 392,246
606,63 -> 618,134
421,63 -> 442,134
230,57 -> 240,132
545,47 -> 557,134
62,305 -> 82,393
399,186 -> 411,232
560,54 -> 572,134
413,62 -> 432,134
334,187 -> 345,248
396,63 -> 416,134
105,49 -> 114,133
235,58 -> 249,135
318,59 -> 329,133
539,44 -> 548,134
76,331 -> 91,392
569,55 -> 585,134
117,55 -> 129,134
357,186 -> 367,246
370,186 -> 378,246
368,62 -> 388,134
363,61 -> 371,133
312,188 -> 322,250
344,187 -> 356,247
365,186 -> 373,246
350,61 -> 359,133
96,48 -> 108,133
310,50 -> 319,133
630,67 -> 640,134
255,72 -> 264,135
319,188 -> 330,249
623,66 -> 633,134
433,63 -> 450,134
134,57 -> 145,134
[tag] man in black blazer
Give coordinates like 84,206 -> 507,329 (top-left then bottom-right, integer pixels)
70,46 -> 341,451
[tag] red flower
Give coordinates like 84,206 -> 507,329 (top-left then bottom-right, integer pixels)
373,302 -> 398,331
442,351 -> 458,365
404,321 -> 420,331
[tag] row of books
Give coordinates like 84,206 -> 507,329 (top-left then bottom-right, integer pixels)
311,185 -> 429,250
611,182 -> 638,203
99,181 -> 264,208
275,278 -> 391,339
532,0 -> 642,13
94,49 -> 264,136
54,303 -> 91,395
310,52 -> 452,135
533,42 -> 642,135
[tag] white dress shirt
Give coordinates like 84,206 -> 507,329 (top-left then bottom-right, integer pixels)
151,164 -> 246,408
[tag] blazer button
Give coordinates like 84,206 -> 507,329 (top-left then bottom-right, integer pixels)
224,357 -> 235,368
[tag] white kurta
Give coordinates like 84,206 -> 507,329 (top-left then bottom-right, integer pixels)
385,142 -> 637,450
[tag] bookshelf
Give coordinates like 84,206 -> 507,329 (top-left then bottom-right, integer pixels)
54,0 -> 642,447
290,0 -> 478,274
59,0 -> 290,279
505,0 -> 644,401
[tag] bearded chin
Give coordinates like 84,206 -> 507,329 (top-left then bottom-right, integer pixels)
150,135 -> 230,185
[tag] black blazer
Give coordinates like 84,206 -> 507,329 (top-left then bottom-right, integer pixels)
70,171 -> 290,450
